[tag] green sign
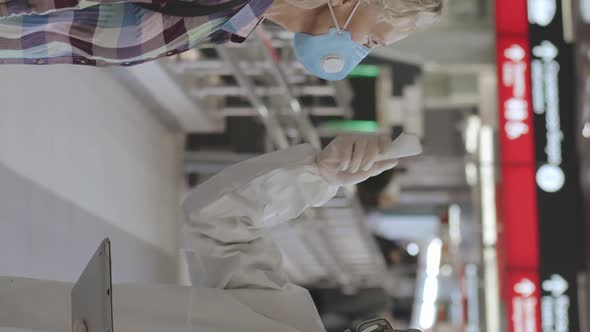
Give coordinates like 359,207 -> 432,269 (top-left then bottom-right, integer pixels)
347,65 -> 380,78
322,120 -> 379,133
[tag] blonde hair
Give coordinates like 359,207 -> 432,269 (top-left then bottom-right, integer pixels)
284,0 -> 443,32
367,0 -> 443,33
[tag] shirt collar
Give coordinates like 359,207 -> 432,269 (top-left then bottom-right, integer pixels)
219,0 -> 274,40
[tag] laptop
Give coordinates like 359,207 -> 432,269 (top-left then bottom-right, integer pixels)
71,238 -> 114,332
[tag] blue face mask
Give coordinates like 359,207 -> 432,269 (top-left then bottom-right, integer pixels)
293,0 -> 370,81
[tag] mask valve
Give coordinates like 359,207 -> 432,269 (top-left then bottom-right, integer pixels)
321,55 -> 345,73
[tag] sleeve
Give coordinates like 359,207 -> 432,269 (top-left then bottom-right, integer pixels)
0,0 -> 167,18
180,144 -> 339,290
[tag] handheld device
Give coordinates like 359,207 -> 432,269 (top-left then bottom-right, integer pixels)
376,133 -> 422,161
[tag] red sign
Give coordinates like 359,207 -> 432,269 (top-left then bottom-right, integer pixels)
499,165 -> 540,268
496,38 -> 540,269
495,0 -> 529,36
496,42 -> 543,332
495,0 -> 542,331
508,271 -> 542,332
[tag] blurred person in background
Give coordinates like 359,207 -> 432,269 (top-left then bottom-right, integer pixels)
357,167 -> 401,210
2,134 -> 418,332
374,235 -> 419,323
0,0 -> 441,80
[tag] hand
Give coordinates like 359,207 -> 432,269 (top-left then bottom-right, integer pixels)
72,320 -> 87,332
316,134 -> 398,186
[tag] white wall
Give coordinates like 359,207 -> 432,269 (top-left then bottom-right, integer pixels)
0,65 -> 183,283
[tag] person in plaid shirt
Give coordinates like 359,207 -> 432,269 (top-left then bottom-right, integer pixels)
0,0 -> 442,70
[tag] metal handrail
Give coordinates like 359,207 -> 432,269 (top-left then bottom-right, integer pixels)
215,46 -> 290,149
255,29 -> 322,149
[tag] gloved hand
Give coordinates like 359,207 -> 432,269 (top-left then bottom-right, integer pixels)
316,134 -> 399,186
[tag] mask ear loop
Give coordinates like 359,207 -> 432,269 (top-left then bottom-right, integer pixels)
327,1 -> 342,34
342,0 -> 362,30
327,0 -> 363,35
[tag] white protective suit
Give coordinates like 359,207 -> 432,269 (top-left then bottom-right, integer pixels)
0,135 -> 397,332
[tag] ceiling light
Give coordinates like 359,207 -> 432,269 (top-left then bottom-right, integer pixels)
465,115 -> 481,154
465,161 -> 478,187
448,204 -> 462,245
441,264 -> 453,277
407,242 -> 420,256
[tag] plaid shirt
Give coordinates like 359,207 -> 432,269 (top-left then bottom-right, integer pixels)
0,0 -> 272,66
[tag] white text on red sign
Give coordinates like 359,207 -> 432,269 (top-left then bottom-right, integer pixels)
502,44 -> 530,140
